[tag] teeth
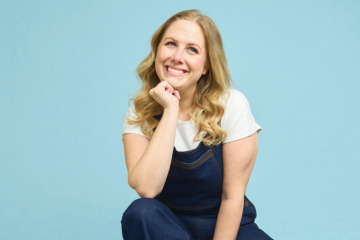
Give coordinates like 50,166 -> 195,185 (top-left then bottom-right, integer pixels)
168,67 -> 185,74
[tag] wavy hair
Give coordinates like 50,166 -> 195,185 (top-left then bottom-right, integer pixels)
126,9 -> 235,146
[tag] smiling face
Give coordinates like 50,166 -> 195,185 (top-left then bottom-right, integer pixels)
155,19 -> 208,93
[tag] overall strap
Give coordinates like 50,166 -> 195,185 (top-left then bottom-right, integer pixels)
153,113 -> 163,121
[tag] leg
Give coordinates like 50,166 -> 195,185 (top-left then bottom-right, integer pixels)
236,223 -> 273,240
174,212 -> 273,240
237,196 -> 273,239
121,198 -> 195,240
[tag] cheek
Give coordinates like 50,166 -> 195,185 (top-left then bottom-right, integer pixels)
156,46 -> 169,62
155,50 -> 165,72
189,58 -> 206,73
155,61 -> 163,79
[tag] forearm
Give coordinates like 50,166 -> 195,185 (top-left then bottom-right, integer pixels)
130,107 -> 179,198
213,199 -> 244,240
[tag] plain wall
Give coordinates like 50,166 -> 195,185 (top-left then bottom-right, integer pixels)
1,0 -> 359,239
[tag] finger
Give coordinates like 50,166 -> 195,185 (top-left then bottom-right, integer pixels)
173,90 -> 181,100
166,87 -> 172,94
163,82 -> 174,94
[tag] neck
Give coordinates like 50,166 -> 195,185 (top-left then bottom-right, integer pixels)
177,87 -> 196,120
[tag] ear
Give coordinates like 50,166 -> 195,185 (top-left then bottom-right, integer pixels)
203,66 -> 210,75
203,58 -> 211,75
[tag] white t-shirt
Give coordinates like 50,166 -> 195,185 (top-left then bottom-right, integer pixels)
122,89 -> 262,151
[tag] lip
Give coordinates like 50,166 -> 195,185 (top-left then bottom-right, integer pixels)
164,65 -> 188,77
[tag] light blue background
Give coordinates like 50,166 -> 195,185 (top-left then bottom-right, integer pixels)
1,0 -> 359,239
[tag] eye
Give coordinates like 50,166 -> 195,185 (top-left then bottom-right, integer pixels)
189,47 -> 198,54
166,42 -> 176,47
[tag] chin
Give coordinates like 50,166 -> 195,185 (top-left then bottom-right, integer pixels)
163,77 -> 182,85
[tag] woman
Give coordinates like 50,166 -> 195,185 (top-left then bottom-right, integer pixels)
121,9 -> 273,240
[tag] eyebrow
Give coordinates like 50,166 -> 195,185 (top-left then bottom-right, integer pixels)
163,37 -> 202,52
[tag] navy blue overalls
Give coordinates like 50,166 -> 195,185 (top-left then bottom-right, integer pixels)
121,114 -> 272,240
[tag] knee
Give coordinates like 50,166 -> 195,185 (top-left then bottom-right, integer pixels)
121,198 -> 163,225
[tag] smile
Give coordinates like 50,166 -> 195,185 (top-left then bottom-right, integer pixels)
165,66 -> 187,76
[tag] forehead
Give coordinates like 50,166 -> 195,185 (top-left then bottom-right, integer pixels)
162,20 -> 205,47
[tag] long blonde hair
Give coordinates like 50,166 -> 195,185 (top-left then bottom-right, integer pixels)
126,9 -> 235,146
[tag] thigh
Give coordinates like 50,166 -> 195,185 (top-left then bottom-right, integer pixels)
121,198 -> 195,240
175,213 -> 217,240
236,223 -> 273,240
174,213 -> 273,240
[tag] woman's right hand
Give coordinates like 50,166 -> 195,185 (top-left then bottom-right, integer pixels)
149,81 -> 180,109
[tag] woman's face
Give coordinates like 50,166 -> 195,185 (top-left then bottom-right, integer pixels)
155,19 -> 208,93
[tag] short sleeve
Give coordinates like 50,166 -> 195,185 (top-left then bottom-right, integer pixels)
221,89 -> 262,144
122,105 -> 150,139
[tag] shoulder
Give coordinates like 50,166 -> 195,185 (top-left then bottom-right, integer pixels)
229,88 -> 247,101
122,104 -> 150,139
128,104 -> 136,114
220,88 -> 249,111
124,104 -> 137,120
220,89 -> 262,143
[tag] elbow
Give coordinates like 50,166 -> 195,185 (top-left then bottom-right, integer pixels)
129,178 -> 161,199
136,187 -> 160,199
137,190 -> 158,199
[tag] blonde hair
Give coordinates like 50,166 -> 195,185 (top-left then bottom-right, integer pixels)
127,9 -> 235,146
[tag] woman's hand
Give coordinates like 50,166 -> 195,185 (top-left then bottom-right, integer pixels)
149,81 -> 180,109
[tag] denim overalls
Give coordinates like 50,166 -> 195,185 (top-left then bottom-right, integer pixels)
121,114 -> 272,240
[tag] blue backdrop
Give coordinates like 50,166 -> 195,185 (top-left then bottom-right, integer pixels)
1,0 -> 359,239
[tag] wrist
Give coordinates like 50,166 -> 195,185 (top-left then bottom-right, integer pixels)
164,106 -> 179,115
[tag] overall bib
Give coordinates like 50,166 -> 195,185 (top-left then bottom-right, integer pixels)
121,114 -> 272,240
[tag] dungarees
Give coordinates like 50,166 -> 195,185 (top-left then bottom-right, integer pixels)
121,114 -> 272,240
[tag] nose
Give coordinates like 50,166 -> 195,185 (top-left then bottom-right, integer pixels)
171,47 -> 184,64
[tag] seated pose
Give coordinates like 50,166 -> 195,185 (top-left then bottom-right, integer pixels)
121,9 -> 273,240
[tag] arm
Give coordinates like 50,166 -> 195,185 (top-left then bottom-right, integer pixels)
124,107 -> 179,198
123,81 -> 180,198
213,132 -> 259,240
